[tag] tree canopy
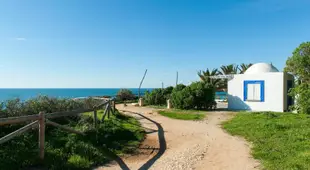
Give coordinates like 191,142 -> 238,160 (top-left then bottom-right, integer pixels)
284,42 -> 310,113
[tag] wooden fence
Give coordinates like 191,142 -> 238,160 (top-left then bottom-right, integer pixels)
0,98 -> 116,160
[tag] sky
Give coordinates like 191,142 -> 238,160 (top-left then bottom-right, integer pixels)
0,0 -> 309,88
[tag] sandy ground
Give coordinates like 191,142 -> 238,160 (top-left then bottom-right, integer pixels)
97,105 -> 260,170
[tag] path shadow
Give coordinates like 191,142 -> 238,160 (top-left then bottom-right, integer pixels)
105,111 -> 167,170
133,113 -> 166,170
94,147 -> 130,170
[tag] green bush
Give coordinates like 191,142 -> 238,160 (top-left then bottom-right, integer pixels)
174,84 -> 186,91
0,96 -> 145,169
0,96 -> 101,136
171,82 -> 215,110
190,82 -> 215,109
144,86 -> 174,106
116,89 -> 136,102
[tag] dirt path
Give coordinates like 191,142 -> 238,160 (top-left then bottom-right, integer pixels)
97,105 -> 260,170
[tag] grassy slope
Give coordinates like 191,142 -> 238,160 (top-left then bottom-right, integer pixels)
222,112 -> 310,170
0,111 -> 145,170
158,109 -> 206,120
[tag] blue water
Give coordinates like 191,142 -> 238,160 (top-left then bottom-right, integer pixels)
0,88 -> 152,101
0,88 -> 227,102
215,91 -> 227,100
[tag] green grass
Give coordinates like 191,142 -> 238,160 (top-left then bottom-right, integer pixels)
147,105 -> 167,109
158,109 -> 206,120
222,112 -> 310,170
0,111 -> 145,170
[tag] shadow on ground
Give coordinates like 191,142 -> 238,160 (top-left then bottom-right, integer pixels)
100,111 -> 167,170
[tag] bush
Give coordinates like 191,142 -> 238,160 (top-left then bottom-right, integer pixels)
0,96 -> 145,169
0,96 -> 100,138
116,89 -> 136,102
0,111 -> 145,170
144,86 -> 174,106
174,84 -> 186,92
171,82 -> 215,110
190,82 -> 215,109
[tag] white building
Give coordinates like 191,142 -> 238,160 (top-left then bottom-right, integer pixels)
227,63 -> 294,112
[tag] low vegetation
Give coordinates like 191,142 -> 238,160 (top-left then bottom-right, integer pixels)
0,97 -> 145,170
144,82 -> 216,110
144,86 -> 174,106
158,109 -> 206,120
222,112 -> 310,170
171,82 -> 215,110
116,89 -> 137,103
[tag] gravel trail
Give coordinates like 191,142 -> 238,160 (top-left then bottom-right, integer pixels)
97,105 -> 260,170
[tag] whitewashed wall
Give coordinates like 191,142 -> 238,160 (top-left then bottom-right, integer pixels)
228,72 -> 284,112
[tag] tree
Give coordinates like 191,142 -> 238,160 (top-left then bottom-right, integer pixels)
197,68 -> 221,88
238,63 -> 253,74
218,64 -> 239,91
284,42 -> 310,113
219,64 -> 239,75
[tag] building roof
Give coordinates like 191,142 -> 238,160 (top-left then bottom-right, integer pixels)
244,63 -> 279,74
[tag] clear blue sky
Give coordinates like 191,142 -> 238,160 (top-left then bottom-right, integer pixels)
0,0 -> 309,88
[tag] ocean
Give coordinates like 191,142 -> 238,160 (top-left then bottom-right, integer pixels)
0,88 -> 152,101
0,88 -> 227,102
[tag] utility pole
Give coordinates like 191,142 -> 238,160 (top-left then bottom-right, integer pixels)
138,69 -> 148,98
162,82 -> 164,89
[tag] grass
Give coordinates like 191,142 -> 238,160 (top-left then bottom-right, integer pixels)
222,112 -> 310,170
158,109 -> 206,120
0,111 -> 145,170
147,105 -> 167,109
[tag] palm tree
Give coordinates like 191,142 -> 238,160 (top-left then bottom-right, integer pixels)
238,63 -> 253,74
197,68 -> 221,88
218,64 -> 239,91
219,64 -> 239,75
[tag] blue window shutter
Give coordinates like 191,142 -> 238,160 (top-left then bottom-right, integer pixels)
260,81 -> 265,102
243,81 -> 247,101
243,80 -> 265,102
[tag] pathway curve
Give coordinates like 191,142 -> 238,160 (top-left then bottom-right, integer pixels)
97,105 -> 260,170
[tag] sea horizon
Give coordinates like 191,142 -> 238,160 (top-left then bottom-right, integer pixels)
0,88 -> 153,101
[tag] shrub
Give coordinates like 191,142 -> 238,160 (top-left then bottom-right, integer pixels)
144,86 -> 174,106
171,82 -> 215,110
144,89 -> 165,105
189,82 -> 215,109
0,96 -> 96,118
0,110 -> 145,170
0,96 -> 100,135
163,86 -> 174,99
174,84 -> 186,92
116,89 -> 136,102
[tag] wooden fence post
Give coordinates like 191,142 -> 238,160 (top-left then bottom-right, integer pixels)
113,99 -> 116,113
94,110 -> 97,128
39,112 -> 45,161
111,100 -> 115,114
107,103 -> 110,119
